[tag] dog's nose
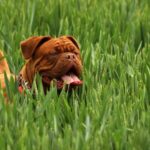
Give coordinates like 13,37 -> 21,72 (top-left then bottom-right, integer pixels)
66,53 -> 75,60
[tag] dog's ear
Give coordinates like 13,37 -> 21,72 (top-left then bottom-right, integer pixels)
66,36 -> 80,49
20,36 -> 52,59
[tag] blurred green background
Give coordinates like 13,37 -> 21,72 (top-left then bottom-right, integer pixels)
0,0 -> 150,149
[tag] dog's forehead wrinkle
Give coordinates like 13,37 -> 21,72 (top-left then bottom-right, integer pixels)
37,37 -> 80,56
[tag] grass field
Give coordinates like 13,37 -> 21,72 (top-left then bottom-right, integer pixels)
0,0 -> 150,149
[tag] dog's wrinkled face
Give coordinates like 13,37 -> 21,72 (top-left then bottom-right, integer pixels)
20,36 -> 83,92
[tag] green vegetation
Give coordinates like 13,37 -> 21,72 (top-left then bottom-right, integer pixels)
0,0 -> 150,149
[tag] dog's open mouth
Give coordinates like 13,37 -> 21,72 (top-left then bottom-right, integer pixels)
41,67 -> 83,90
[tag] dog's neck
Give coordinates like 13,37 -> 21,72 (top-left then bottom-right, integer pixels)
19,60 -> 35,87
18,63 -> 50,93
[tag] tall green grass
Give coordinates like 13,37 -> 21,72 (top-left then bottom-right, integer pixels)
0,0 -> 150,149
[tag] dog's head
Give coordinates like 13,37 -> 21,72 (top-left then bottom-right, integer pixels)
20,36 -> 83,92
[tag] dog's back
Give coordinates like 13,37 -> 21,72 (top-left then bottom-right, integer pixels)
0,50 -> 13,88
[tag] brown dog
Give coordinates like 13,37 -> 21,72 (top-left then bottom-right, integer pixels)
0,35 -> 83,94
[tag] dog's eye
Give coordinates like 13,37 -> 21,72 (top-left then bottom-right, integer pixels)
48,50 -> 58,55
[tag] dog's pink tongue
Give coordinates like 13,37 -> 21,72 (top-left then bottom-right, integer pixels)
61,74 -> 83,85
